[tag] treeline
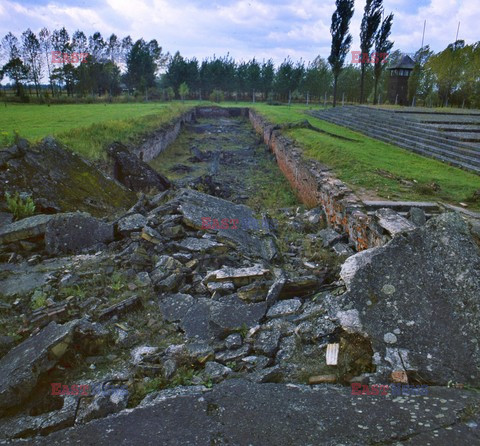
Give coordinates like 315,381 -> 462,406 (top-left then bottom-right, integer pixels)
409,41 -> 480,108
1,25 -> 479,108
0,25 -> 388,104
0,28 -> 165,100
163,52 -> 397,104
0,25 -> 374,104
164,53 -> 333,102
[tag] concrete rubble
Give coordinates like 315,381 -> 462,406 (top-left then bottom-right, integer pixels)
0,113 -> 479,444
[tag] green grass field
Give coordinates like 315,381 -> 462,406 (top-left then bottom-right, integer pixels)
0,102 -> 193,159
246,103 -> 480,208
1,100 -> 479,208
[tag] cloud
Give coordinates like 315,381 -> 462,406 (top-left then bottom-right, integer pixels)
0,0 -> 478,69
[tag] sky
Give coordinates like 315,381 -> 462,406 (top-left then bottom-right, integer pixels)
0,0 -> 478,66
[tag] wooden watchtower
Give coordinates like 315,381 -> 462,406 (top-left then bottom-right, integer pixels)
387,55 -> 415,106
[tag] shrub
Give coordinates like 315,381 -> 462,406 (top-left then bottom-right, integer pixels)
5,192 -> 36,220
147,87 -> 162,100
209,89 -> 224,103
179,82 -> 190,101
164,87 -> 175,101
31,289 -> 47,309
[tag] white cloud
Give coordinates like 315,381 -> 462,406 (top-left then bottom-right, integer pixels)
0,0 -> 478,69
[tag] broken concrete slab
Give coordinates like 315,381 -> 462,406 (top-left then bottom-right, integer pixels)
408,207 -> 427,226
266,299 -> 302,319
0,320 -> 79,414
116,213 -> 147,235
374,208 -> 417,237
254,329 -> 281,357
0,214 -> 58,244
0,138 -> 136,218
175,237 -> 226,253
317,228 -> 344,247
76,387 -> 129,425
332,242 -> 355,257
97,295 -> 142,321
0,395 -> 77,440
175,189 -> 278,261
15,379 -> 480,445
340,247 -> 382,290
206,281 -> 235,295
203,361 -> 232,383
159,294 -> 267,341
108,142 -> 171,193
203,265 -> 271,286
336,212 -> 480,385
45,213 -> 114,255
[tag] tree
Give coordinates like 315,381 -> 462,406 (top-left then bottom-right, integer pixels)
373,12 -> 394,104
235,61 -> 248,100
359,0 -> 383,103
337,64 -> 361,103
260,59 -> 274,100
121,36 -> 133,64
39,28 -> 54,94
165,52 -> 200,98
462,43 -> 480,108
106,34 -> 121,63
1,32 -> 20,60
1,32 -> 29,96
165,51 -> 188,95
179,82 -> 189,101
125,39 -> 164,98
274,57 -> 304,103
407,45 -> 433,105
2,58 -> 29,96
246,58 -> 261,102
51,27 -> 70,94
72,30 -> 88,60
426,40 -> 465,106
21,29 -> 43,96
328,0 -> 355,107
302,56 -> 332,102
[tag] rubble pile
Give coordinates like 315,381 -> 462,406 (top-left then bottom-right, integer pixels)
0,116 -> 479,444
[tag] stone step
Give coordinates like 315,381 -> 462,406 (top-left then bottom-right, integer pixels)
363,200 -> 441,213
315,108 -> 480,151
366,210 -> 435,220
348,119 -> 480,165
314,113 -> 480,172
317,113 -> 480,167
316,107 -> 480,146
424,124 -> 480,133
316,114 -> 480,173
333,112 -> 480,154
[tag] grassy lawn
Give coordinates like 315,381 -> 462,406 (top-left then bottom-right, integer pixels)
246,103 -> 480,208
2,100 -> 479,207
0,102 -> 193,159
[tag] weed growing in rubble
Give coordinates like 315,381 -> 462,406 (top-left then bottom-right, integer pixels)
5,192 -> 36,220
31,289 -> 47,310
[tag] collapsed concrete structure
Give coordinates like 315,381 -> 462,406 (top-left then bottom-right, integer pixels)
0,107 -> 479,444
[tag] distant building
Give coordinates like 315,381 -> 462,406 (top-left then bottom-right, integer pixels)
387,55 -> 415,106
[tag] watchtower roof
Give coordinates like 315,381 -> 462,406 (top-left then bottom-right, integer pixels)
387,54 -> 415,70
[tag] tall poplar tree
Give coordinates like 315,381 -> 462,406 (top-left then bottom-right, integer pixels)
359,0 -> 382,103
328,0 -> 354,107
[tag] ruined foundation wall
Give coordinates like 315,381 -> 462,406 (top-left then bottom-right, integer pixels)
135,107 -> 249,162
249,109 -> 389,251
133,105 -> 393,250
135,110 -> 196,162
